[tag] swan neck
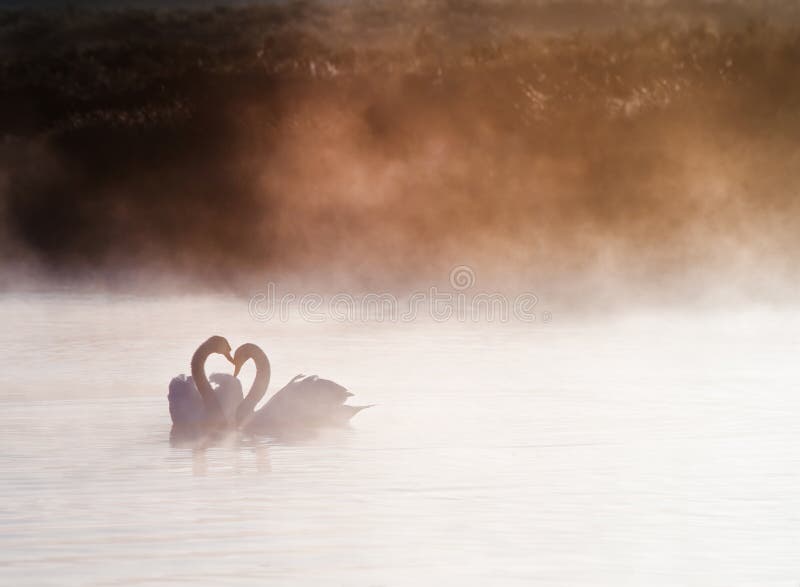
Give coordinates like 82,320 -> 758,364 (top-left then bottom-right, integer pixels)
191,342 -> 225,424
236,346 -> 271,425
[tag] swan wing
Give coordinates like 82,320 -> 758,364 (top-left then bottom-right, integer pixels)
264,375 -> 346,413
167,374 -> 204,425
311,376 -> 353,402
284,375 -> 352,405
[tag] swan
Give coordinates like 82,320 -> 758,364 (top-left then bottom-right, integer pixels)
231,342 -> 372,434
168,335 -> 240,437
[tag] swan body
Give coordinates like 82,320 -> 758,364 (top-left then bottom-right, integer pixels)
232,343 -> 372,434
248,374 -> 371,431
168,335 -> 235,438
168,373 -> 243,427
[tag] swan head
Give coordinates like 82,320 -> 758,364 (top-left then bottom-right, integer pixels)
232,346 -> 246,377
232,343 -> 268,378
205,335 -> 234,364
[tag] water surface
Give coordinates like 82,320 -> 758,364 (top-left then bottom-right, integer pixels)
1,294 -> 799,585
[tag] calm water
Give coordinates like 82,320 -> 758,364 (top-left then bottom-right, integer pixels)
1,293 -> 799,586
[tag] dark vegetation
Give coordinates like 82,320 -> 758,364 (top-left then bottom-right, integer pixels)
1,1 -> 799,296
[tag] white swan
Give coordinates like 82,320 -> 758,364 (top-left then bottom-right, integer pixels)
231,342 -> 372,434
168,335 -> 239,437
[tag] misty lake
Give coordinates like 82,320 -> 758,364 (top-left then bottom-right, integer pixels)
1,293 -> 799,586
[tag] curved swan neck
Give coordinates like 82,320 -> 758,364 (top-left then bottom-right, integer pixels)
235,344 -> 271,425
191,341 -> 226,425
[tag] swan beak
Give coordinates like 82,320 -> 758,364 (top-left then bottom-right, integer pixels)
233,363 -> 241,378
224,351 -> 234,364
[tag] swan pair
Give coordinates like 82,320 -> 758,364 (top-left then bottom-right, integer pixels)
168,336 -> 371,438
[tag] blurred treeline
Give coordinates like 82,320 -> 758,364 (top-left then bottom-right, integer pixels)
0,2 -> 799,297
